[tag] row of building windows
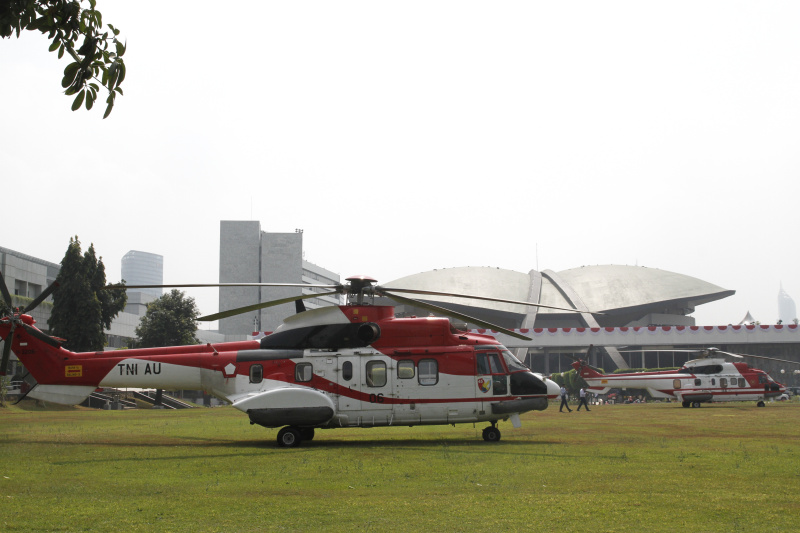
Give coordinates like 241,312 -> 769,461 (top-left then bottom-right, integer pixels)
248,359 -> 440,387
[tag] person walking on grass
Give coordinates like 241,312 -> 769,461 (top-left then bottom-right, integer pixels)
577,387 -> 591,411
559,386 -> 572,412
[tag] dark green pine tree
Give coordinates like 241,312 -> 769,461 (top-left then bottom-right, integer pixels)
134,290 -> 199,348
48,236 -> 127,352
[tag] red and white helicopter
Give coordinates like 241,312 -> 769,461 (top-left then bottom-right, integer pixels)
572,346 -> 798,408
0,273 -> 580,447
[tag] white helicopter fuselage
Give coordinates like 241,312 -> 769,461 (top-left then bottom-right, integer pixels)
575,357 -> 785,407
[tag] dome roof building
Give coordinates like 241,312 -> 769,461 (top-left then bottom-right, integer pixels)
383,265 -> 734,330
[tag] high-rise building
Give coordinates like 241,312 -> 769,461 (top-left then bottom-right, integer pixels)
121,250 -> 163,296
218,221 -> 341,338
121,250 -> 164,315
778,283 -> 797,324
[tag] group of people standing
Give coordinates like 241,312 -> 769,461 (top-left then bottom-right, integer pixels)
559,386 -> 591,412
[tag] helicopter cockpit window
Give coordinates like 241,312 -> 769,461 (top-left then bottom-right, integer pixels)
502,350 -> 528,372
250,364 -> 263,384
418,359 -> 438,386
398,360 -> 415,379
477,354 -> 490,375
342,361 -> 353,381
758,374 -> 768,384
476,352 -> 507,376
366,361 -> 386,387
295,362 -> 313,382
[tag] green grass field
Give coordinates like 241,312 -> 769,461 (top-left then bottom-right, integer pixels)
2,400 -> 799,532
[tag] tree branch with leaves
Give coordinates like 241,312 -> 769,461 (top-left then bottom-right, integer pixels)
1,0 -> 126,117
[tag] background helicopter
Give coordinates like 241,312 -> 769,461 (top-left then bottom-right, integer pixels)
1,272 -> 591,447
572,346 -> 799,408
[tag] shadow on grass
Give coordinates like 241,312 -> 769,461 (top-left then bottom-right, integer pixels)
27,435 -> 621,466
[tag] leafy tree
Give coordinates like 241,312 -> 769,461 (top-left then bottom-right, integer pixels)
48,236 -> 127,352
134,290 -> 199,348
1,0 -> 125,117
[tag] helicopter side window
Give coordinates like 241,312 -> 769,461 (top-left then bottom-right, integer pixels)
397,360 -> 415,379
250,364 -> 263,384
673,379 -> 681,390
418,359 -> 438,386
366,361 -> 386,387
295,363 -> 313,382
720,378 -> 727,388
342,361 -> 353,381
694,379 -> 701,386
738,378 -> 746,387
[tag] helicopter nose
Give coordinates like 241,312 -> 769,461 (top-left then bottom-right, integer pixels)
545,377 -> 561,398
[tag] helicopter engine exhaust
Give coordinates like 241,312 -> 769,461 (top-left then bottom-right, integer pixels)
357,322 -> 381,344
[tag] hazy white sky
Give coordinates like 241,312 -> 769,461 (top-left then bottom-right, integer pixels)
2,1 -> 799,327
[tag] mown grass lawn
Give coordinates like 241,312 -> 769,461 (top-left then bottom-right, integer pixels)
2,400 -> 799,532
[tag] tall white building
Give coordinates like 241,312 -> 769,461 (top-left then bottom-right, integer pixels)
121,250 -> 163,297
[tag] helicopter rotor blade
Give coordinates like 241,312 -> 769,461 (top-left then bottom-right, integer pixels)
0,270 -> 13,309
380,289 -> 532,341
107,282 -> 342,291
21,280 -> 60,314
20,323 -> 63,348
716,350 -> 800,366
198,290 -> 343,322
378,286 -> 603,315
0,328 -> 14,376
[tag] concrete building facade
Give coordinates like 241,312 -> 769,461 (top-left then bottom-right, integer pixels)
0,246 -> 223,368
218,221 -> 341,338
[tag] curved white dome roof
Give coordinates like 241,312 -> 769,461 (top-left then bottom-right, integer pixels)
385,265 -> 733,322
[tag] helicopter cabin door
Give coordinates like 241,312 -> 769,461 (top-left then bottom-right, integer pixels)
336,356 -> 362,412
336,355 -> 394,415
475,350 -> 509,407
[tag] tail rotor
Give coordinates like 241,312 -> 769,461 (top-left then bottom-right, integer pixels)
0,269 -> 61,376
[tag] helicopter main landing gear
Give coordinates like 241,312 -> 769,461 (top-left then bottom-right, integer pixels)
276,426 -> 316,447
482,423 -> 502,442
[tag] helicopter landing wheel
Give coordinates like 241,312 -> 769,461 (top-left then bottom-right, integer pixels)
691,402 -> 701,408
482,425 -> 501,442
757,401 -> 766,407
277,426 -> 303,448
300,427 -> 315,441
682,401 -> 691,408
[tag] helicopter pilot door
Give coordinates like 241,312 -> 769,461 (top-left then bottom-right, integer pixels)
475,350 -> 509,408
